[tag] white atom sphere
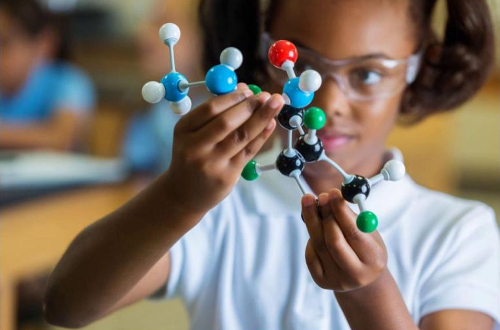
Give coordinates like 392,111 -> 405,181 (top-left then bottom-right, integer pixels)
282,93 -> 291,105
299,70 -> 322,92
170,96 -> 192,115
159,23 -> 181,44
142,81 -> 165,104
220,47 -> 243,70
383,160 -> 406,181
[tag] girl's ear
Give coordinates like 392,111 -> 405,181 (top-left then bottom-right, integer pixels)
400,0 -> 495,123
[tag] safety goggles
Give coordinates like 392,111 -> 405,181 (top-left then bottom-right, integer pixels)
260,33 -> 422,102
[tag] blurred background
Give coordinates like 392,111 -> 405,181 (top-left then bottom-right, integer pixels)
0,0 -> 498,329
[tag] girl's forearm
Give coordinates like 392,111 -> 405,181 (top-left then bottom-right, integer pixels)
44,171 -> 205,325
334,267 -> 419,330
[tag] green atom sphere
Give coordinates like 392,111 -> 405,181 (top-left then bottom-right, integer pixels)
241,160 -> 259,181
304,107 -> 326,130
248,84 -> 262,95
356,211 -> 378,233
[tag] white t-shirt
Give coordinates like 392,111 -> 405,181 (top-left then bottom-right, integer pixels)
152,148 -> 500,330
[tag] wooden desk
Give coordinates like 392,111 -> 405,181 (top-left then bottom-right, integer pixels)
0,180 -> 148,330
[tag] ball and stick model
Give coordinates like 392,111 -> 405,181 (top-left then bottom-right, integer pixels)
141,23 -> 243,115
242,40 -> 406,233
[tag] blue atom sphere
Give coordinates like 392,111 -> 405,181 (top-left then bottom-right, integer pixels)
205,64 -> 238,95
161,72 -> 189,102
283,77 -> 314,108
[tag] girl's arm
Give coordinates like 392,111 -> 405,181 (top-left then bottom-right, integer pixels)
43,172 -> 204,327
44,85 -> 284,327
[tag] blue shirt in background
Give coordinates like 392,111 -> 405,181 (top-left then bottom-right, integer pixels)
1,61 -> 95,123
123,94 -> 207,173
122,101 -> 179,173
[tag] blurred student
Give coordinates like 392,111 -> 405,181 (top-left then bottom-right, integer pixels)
122,0 -> 208,172
0,0 -> 95,151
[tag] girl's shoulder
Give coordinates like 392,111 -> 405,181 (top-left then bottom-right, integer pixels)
386,178 -> 499,259
410,182 -> 496,229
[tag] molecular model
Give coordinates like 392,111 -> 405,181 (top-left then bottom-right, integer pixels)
141,23 -> 243,114
241,39 -> 406,233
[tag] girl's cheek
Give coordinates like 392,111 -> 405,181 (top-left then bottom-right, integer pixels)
352,94 -> 403,123
355,99 -> 389,115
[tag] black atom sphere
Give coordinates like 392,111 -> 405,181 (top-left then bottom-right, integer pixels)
276,151 -> 305,177
277,104 -> 304,130
341,175 -> 371,203
295,135 -> 324,163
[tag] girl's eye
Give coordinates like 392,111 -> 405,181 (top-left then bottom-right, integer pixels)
351,69 -> 383,85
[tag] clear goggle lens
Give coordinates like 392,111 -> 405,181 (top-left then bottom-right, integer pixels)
261,33 -> 422,102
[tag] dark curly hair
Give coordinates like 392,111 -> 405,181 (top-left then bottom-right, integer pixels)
1,0 -> 71,61
198,0 -> 495,123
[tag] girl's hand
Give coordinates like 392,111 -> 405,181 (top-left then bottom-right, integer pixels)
165,83 -> 284,217
301,189 -> 387,292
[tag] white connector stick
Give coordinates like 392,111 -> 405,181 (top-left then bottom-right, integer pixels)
319,152 -> 354,183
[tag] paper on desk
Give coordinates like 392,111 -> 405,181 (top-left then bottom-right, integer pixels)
0,151 -> 129,189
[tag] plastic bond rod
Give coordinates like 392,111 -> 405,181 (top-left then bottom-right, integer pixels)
353,194 -> 367,212
281,60 -> 296,80
318,153 -> 355,183
284,130 -> 296,157
289,116 -> 304,135
166,40 -> 176,72
304,130 -> 318,144
256,163 -> 276,175
179,80 -> 205,91
285,67 -> 296,79
368,173 -> 384,187
297,126 -> 305,136
291,171 -> 308,195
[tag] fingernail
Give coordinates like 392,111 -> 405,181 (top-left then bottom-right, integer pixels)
258,93 -> 271,103
329,189 -> 344,203
268,97 -> 281,109
265,119 -> 275,131
302,195 -> 315,207
301,214 -> 305,223
244,89 -> 253,98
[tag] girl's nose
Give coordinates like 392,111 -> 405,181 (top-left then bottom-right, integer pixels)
312,77 -> 351,120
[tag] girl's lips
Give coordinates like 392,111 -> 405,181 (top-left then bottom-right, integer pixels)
317,133 -> 355,151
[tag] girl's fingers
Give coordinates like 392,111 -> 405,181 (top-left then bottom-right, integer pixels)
178,83 -> 253,132
231,118 -> 276,166
301,194 -> 338,272
217,94 -> 284,158
193,93 -> 270,145
305,240 -> 325,285
328,189 -> 377,263
318,193 -> 363,273
301,194 -> 325,251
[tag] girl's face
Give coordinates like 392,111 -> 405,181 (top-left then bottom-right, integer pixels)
269,0 -> 417,182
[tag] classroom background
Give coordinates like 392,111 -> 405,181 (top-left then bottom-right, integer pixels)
1,0 -> 499,329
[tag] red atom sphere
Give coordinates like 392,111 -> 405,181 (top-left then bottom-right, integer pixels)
268,40 -> 298,68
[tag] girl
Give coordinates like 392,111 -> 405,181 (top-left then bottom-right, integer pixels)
44,0 -> 499,329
